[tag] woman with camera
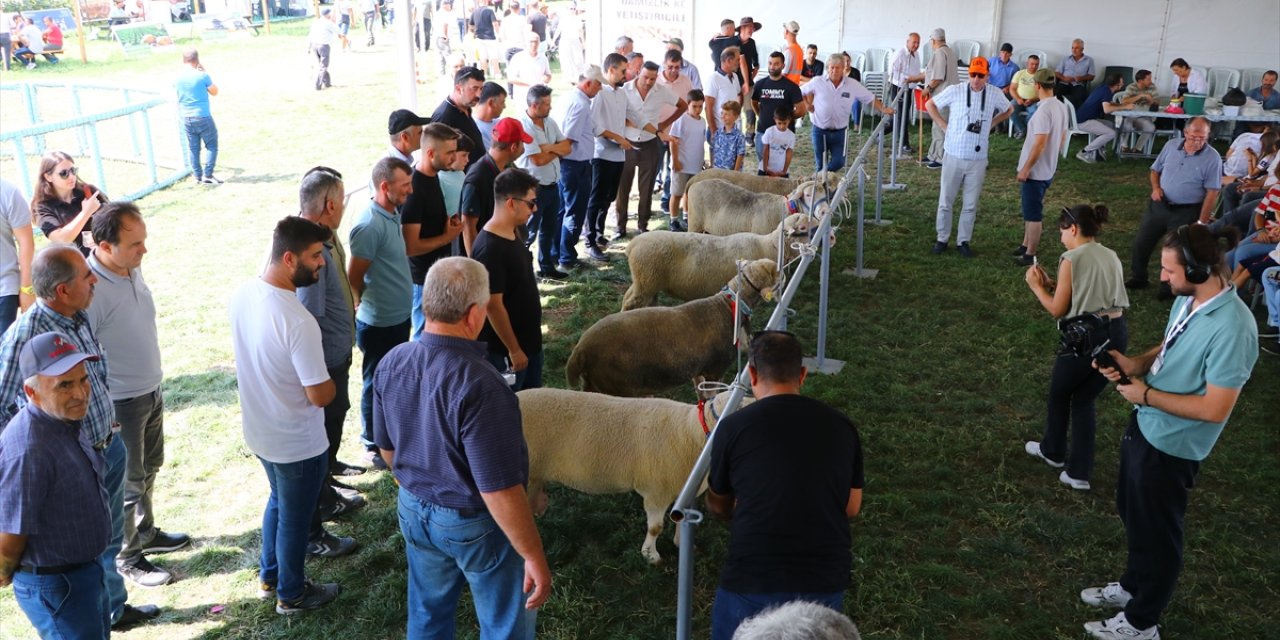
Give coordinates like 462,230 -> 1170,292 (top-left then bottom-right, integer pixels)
1023,204 -> 1129,491
30,150 -> 109,257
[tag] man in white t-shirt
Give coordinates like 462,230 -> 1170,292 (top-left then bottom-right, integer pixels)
1013,68 -> 1069,265
505,33 -> 550,107
924,57 -> 1012,257
229,217 -> 341,615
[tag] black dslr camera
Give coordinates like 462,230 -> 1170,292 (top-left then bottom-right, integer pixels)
965,120 -> 984,134
1058,314 -> 1130,384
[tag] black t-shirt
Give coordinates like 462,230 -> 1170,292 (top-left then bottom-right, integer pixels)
473,229 -> 541,356
431,98 -> 484,170
460,154 -> 500,231
401,169 -> 451,285
707,34 -> 741,71
737,38 -> 759,87
751,76 -> 803,127
708,394 -> 864,594
35,186 -> 108,257
528,12 -> 546,40
802,59 -> 824,79
470,6 -> 496,39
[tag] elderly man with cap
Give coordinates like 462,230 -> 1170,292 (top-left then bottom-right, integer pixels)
920,27 -> 959,169
0,332 -> 111,638
924,57 -> 1013,258
0,243 -> 160,630
987,43 -> 1019,95
385,108 -> 432,166
665,38 -> 702,90
432,66 -> 487,170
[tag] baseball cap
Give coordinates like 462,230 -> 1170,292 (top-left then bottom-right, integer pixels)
492,118 -> 533,145
19,332 -> 100,379
783,21 -> 799,34
1032,68 -> 1055,86
581,64 -> 606,83
738,17 -> 761,31
388,109 -> 430,135
929,27 -> 946,41
665,37 -> 684,49
968,57 -> 989,75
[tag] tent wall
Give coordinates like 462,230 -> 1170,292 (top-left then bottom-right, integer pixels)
588,0 -> 1279,87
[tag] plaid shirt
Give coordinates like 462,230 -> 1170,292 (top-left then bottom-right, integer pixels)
0,300 -> 115,447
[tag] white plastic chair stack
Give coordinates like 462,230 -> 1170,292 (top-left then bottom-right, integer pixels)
952,40 -> 981,65
1206,68 -> 1241,100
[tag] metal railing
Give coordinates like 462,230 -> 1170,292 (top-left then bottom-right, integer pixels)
669,85 -> 912,640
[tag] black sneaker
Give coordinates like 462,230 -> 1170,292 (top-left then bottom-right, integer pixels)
329,460 -> 367,477
111,603 -> 161,629
142,529 -> 192,554
1124,278 -> 1149,290
1014,254 -> 1035,266
201,174 -> 223,185
958,242 -> 975,258
276,581 -> 341,614
1011,245 -> 1027,256
538,269 -> 570,280
931,241 -> 947,255
669,218 -> 687,232
117,556 -> 174,587
924,160 -> 943,169
364,450 -> 389,471
318,493 -> 366,522
587,246 -> 610,262
307,531 -> 358,558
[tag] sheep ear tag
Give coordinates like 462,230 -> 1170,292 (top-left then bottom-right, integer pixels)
762,287 -> 774,302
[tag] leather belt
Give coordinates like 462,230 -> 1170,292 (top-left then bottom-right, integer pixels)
18,561 -> 91,575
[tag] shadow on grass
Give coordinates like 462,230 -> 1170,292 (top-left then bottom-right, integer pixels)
117,601 -> 257,635
164,368 -> 239,411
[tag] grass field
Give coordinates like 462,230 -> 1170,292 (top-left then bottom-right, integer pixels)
0,20 -> 1277,640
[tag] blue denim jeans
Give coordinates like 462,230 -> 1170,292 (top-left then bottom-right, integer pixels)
183,116 -> 218,179
98,436 -> 127,623
1020,178 -> 1053,223
411,284 -> 426,341
558,158 -> 591,267
396,489 -> 536,640
811,126 -> 847,172
0,294 -> 18,334
485,350 -> 543,391
356,318 -> 409,451
12,562 -> 109,639
530,183 -> 562,271
257,452 -> 327,602
710,588 -> 844,640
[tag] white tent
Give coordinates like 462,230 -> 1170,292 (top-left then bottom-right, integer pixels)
586,0 -> 1279,86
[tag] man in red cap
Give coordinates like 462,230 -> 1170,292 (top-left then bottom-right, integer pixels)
461,118 -> 530,256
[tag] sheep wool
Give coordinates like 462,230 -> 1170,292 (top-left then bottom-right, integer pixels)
622,214 -> 813,310
684,167 -> 842,198
517,387 -> 751,564
565,258 -> 778,397
686,179 -> 825,235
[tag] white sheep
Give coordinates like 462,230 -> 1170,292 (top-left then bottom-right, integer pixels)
518,386 -> 750,564
622,214 -> 811,310
565,258 -> 778,397
686,179 -> 827,236
685,168 -> 842,197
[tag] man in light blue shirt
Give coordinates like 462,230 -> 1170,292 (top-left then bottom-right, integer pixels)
1087,224 -> 1257,640
174,49 -> 220,185
346,157 -> 413,469
556,64 -> 604,269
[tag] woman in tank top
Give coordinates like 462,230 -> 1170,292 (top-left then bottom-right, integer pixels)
1022,204 -> 1129,491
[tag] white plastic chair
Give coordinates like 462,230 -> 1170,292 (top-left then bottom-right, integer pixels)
858,72 -> 887,130
1017,49 -> 1047,70
863,47 -> 889,73
1240,68 -> 1268,92
1206,68 -> 1241,99
1063,100 -> 1096,159
952,40 -> 981,65
848,51 -> 866,73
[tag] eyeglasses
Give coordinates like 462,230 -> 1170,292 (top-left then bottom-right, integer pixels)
970,73 -> 986,79
512,197 -> 538,210
54,166 -> 78,179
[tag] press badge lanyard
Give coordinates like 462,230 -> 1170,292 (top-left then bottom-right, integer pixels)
1150,286 -> 1230,375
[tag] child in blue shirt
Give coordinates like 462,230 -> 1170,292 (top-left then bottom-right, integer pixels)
711,100 -> 746,171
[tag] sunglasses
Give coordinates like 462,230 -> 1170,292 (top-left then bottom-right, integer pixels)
511,197 -> 538,210
53,166 -> 78,179
970,73 -> 987,79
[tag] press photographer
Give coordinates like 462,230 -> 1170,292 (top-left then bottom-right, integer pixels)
1081,224 -> 1257,639
1022,204 -> 1129,491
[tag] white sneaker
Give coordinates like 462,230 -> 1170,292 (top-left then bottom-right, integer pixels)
1084,612 -> 1159,639
1076,150 -> 1097,164
1081,582 -> 1134,609
1059,470 -> 1091,491
1024,441 -> 1065,468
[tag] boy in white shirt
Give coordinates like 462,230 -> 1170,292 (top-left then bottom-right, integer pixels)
758,104 -> 796,178
667,90 -> 706,231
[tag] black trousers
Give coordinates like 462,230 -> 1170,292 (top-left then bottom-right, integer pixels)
587,158 -> 623,244
1116,415 -> 1199,630
1055,82 -> 1087,109
1130,200 -> 1201,284
888,84 -> 912,149
1040,316 -> 1128,481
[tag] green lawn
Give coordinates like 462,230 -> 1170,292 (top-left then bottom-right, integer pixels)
0,23 -> 1276,640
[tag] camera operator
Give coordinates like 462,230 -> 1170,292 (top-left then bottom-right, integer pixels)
1078,224 -> 1257,639
1023,205 -> 1129,491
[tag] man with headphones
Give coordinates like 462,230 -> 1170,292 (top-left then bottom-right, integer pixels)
1083,224 -> 1257,640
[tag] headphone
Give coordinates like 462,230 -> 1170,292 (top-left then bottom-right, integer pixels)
1176,225 -> 1211,284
